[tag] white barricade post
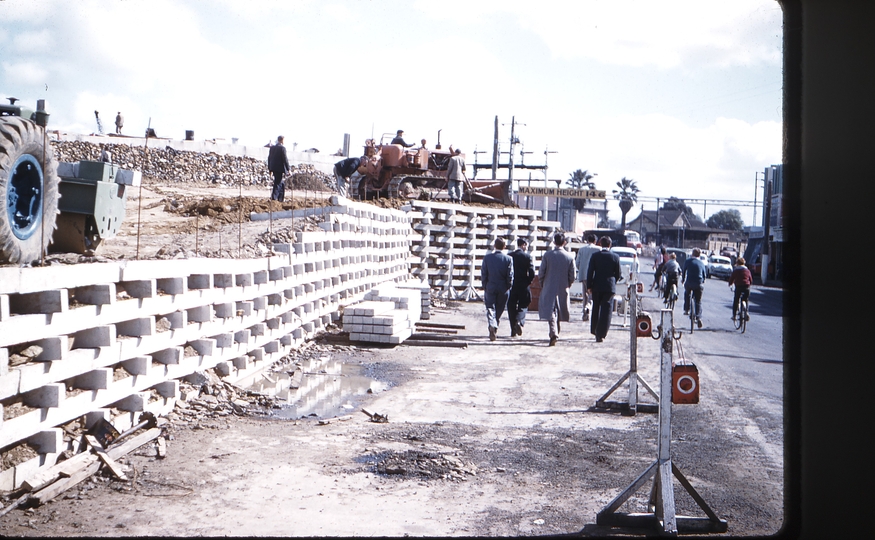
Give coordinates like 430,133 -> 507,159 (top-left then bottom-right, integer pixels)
595,309 -> 728,535
594,270 -> 658,415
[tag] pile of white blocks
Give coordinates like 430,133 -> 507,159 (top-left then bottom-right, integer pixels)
344,284 -> 424,344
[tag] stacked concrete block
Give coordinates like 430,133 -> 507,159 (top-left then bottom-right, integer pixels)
396,280 -> 432,320
0,198 -> 415,491
344,301 -> 414,345
405,200 -> 560,298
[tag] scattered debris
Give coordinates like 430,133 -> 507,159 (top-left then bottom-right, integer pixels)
361,409 -> 389,423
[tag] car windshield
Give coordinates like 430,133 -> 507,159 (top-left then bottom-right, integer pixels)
711,257 -> 731,264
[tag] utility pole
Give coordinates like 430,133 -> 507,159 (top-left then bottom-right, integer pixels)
492,116 -> 499,180
544,147 -> 557,220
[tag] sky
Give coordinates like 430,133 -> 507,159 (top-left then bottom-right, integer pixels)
0,0 -> 783,225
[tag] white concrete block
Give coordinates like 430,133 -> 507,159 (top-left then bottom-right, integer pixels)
188,339 -> 215,356
9,289 -> 68,315
28,429 -> 64,454
72,368 -> 112,390
213,274 -> 234,288
187,274 -> 212,290
120,279 -> 156,299
71,325 -> 116,349
71,283 -> 116,306
154,380 -> 179,399
153,347 -> 183,365
116,317 -> 155,337
122,356 -> 151,376
23,383 -> 65,408
114,392 -> 148,412
156,277 -> 186,295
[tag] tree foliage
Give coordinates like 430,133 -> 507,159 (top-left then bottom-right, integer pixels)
661,196 -> 700,222
565,169 -> 596,211
612,177 -> 640,230
706,209 -> 744,230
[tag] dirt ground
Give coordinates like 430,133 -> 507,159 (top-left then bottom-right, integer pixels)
0,180 -> 784,536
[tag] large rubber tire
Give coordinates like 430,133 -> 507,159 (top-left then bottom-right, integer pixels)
0,117 -> 60,264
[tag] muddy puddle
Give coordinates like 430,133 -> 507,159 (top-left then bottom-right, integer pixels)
244,356 -> 387,420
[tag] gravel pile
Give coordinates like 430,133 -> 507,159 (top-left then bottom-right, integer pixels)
49,140 -> 336,191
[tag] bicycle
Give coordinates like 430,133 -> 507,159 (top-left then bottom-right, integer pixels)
685,288 -> 702,333
663,282 -> 678,311
733,288 -> 750,333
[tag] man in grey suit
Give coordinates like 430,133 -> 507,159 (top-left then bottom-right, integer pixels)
481,237 -> 514,342
538,233 -> 576,346
586,236 -> 622,342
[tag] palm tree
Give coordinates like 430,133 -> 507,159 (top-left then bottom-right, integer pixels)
612,177 -> 640,230
565,169 -> 596,211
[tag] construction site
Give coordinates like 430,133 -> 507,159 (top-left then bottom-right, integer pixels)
0,111 -> 784,536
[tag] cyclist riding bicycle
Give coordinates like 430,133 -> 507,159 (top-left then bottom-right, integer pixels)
650,246 -> 668,292
682,247 -> 708,328
728,256 -> 753,321
662,252 -> 681,304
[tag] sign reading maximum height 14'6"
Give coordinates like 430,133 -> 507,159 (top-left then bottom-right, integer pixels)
517,186 -> 607,199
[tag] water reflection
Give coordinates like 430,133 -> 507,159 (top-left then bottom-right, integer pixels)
244,357 -> 386,420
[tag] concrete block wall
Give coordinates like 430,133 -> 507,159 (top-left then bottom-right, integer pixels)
0,200 -> 412,491
404,200 -> 562,299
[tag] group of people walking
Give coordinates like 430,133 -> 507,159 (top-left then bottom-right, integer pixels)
481,233 -> 624,346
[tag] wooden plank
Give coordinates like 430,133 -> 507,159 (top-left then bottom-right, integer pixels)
32,428 -> 161,505
401,339 -> 468,348
20,452 -> 97,491
414,321 -> 466,330
85,435 -> 128,480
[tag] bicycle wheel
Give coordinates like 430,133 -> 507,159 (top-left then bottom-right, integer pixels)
690,295 -> 696,332
733,310 -> 743,330
740,301 -> 748,333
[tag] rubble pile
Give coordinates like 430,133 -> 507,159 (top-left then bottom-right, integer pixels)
49,140 -> 336,191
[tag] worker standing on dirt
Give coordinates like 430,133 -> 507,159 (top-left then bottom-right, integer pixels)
446,148 -> 466,204
481,237 -> 514,342
115,112 -> 124,134
268,135 -> 290,202
538,233 -> 576,346
333,156 -> 362,198
507,238 -> 535,337
391,129 -> 415,147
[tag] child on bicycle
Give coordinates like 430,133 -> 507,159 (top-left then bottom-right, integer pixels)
728,257 -> 753,321
662,253 -> 681,304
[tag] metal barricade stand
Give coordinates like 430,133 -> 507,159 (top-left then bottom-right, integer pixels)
596,309 -> 728,535
595,271 -> 659,415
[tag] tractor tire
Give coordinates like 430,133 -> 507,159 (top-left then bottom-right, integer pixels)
0,117 -> 60,264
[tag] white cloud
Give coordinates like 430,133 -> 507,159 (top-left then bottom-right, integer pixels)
2,61 -> 50,85
10,29 -> 54,54
415,0 -> 782,69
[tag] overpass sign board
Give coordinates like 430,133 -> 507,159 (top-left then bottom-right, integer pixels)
517,186 -> 607,199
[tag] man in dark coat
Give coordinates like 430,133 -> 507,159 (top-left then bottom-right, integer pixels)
481,237 -> 514,342
390,129 -> 415,147
586,236 -> 622,342
507,237 -> 535,337
333,156 -> 362,198
268,135 -> 290,201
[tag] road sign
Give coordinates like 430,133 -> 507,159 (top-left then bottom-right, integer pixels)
517,186 -> 606,199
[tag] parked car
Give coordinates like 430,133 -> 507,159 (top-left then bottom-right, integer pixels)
610,246 -> 641,278
708,255 -> 733,280
720,246 -> 738,258
697,253 -> 710,277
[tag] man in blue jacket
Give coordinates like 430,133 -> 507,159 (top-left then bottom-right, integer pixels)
481,237 -> 514,342
682,247 -> 708,328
